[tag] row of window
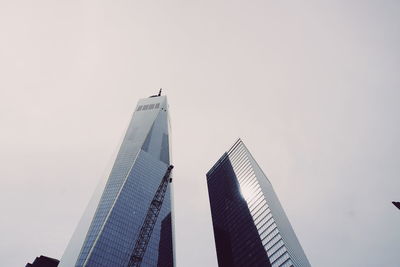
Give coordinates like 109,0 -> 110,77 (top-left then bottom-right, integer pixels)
263,228 -> 280,247
270,246 -> 288,264
260,217 -> 277,239
267,239 -> 285,256
254,207 -> 272,226
272,252 -> 292,267
253,203 -> 269,220
250,198 -> 267,214
136,103 -> 160,111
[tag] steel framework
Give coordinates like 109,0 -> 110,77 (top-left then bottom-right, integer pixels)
127,165 -> 174,267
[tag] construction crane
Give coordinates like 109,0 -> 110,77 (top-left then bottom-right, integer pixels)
127,165 -> 174,267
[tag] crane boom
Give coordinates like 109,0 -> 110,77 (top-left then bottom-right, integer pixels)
127,165 -> 174,267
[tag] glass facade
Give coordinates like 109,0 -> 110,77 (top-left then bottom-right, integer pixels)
206,139 -> 310,267
59,95 -> 173,267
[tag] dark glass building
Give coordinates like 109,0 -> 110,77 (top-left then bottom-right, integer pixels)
26,255 -> 59,267
206,139 -> 310,267
59,94 -> 174,267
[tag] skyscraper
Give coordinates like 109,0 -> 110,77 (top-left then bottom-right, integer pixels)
206,139 -> 310,267
59,93 -> 174,267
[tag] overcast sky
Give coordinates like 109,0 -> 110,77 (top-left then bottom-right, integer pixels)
1,1 -> 400,266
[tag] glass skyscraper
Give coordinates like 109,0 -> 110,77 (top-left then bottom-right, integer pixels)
59,94 -> 174,267
206,139 -> 310,267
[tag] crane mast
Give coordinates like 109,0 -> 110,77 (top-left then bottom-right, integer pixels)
127,165 -> 174,267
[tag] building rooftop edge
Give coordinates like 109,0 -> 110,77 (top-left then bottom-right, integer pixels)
206,138 -> 244,177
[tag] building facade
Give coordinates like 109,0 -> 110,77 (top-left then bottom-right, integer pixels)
59,94 -> 173,267
206,139 -> 310,267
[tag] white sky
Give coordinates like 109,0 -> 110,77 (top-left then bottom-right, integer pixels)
1,1 -> 399,266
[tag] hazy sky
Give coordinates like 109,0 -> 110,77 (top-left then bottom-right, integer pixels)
1,1 -> 399,266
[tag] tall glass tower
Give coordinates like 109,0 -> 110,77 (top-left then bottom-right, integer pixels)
206,139 -> 310,267
59,93 -> 174,267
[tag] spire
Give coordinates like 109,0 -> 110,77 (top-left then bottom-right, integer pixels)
149,88 -> 162,98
